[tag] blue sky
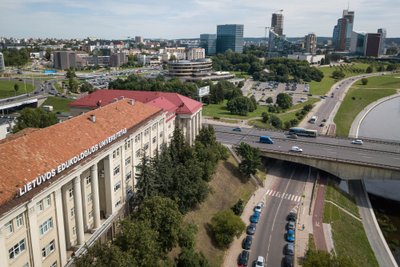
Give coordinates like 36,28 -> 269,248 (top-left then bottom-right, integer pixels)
1,0 -> 399,39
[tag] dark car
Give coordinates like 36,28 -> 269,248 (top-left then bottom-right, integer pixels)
242,235 -> 253,250
238,250 -> 250,266
284,255 -> 293,267
287,212 -> 297,222
285,243 -> 294,255
287,221 -> 295,230
250,212 -> 260,224
232,127 -> 242,132
246,223 -> 257,235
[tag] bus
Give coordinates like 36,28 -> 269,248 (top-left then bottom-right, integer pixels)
288,127 -> 318,137
309,116 -> 318,124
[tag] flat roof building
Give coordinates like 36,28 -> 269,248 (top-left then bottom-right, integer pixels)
0,52 -> 5,72
216,24 -> 244,53
200,34 -> 217,56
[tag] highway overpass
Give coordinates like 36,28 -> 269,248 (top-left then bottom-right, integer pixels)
213,125 -> 400,180
0,94 -> 48,113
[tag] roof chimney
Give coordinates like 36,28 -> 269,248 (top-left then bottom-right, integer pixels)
128,99 -> 135,105
90,114 -> 96,123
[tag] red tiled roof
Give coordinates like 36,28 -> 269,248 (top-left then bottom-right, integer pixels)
69,90 -> 203,115
0,99 -> 162,209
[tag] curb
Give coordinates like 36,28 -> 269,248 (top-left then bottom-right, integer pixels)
359,179 -> 399,267
349,93 -> 400,138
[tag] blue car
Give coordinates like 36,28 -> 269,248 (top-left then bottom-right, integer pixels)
250,212 -> 260,223
232,127 -> 242,132
286,229 -> 295,242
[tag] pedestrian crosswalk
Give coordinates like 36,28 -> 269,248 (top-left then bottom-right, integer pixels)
265,189 -> 302,202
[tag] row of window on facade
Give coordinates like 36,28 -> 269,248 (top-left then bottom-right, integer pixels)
9,237 -> 57,265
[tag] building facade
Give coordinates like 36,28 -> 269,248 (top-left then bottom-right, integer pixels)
167,59 -> 212,80
186,48 -> 205,61
350,31 -> 366,55
0,52 -> 5,71
332,9 -> 354,51
216,24 -> 244,53
0,97 -> 202,267
377,28 -> 386,56
271,13 -> 284,36
304,33 -> 317,54
53,51 -> 77,70
364,33 -> 382,57
200,34 -> 217,56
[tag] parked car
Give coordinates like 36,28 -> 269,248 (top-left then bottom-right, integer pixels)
242,235 -> 253,250
250,212 -> 260,223
232,127 -> 242,132
254,201 -> 264,213
246,223 -> 257,235
287,221 -> 295,230
285,243 -> 294,255
286,229 -> 295,242
238,250 -> 250,266
284,255 -> 294,267
255,256 -> 265,267
290,146 -> 303,152
287,212 -> 297,222
351,139 -> 363,145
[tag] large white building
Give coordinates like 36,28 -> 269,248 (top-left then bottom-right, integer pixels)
0,52 -> 5,71
0,95 -> 202,267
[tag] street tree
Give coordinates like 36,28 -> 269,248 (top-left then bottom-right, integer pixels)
361,78 -> 368,85
210,209 -> 245,248
14,83 -> 19,96
276,93 -> 293,109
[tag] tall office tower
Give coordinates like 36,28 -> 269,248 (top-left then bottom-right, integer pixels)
271,12 -> 284,36
0,52 -> 5,71
305,33 -> 317,54
332,9 -> 355,51
350,31 -> 366,55
216,24 -> 244,53
377,28 -> 387,55
364,33 -> 381,57
135,36 -> 144,43
200,34 -> 217,56
53,51 -> 77,70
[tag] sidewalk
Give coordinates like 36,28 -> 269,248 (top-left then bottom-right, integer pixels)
294,169 -> 316,266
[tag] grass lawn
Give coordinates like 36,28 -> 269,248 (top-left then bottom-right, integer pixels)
324,182 -> 359,218
53,82 -> 64,93
184,156 -> 256,267
0,80 -> 35,98
202,97 -> 319,121
334,76 -> 397,137
310,63 -> 370,96
323,200 -> 378,267
42,97 -> 73,113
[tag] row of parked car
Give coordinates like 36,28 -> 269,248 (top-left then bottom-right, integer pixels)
238,202 -> 266,267
283,211 -> 297,267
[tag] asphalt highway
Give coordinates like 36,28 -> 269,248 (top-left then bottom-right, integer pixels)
248,161 -> 310,267
213,125 -> 400,170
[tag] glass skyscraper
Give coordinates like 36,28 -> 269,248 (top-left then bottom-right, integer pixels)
200,34 -> 217,56
216,24 -> 244,53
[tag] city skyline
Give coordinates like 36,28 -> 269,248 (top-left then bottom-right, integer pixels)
1,0 -> 399,39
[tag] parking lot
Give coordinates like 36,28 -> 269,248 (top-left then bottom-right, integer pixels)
250,81 -> 311,106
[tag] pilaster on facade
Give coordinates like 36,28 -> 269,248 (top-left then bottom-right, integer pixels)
54,188 -> 67,266
0,231 -> 7,267
103,155 -> 115,217
73,176 -> 84,246
90,163 -> 101,229
27,202 -> 42,267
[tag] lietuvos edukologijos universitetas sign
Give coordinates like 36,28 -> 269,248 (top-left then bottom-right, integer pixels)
18,128 -> 127,197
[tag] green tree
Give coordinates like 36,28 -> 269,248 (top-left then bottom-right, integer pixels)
135,151 -> 156,204
136,196 -> 183,252
235,142 -> 261,178
14,83 -> 19,96
66,68 -> 76,79
231,199 -> 245,215
177,247 -> 210,267
68,77 -> 79,93
303,104 -> 313,112
114,220 -> 162,266
13,108 -> 58,133
276,93 -> 293,109
331,70 -> 345,79
270,115 -> 282,129
266,97 -> 273,104
366,65 -> 374,73
80,82 -> 95,93
261,112 -> 270,123
44,48 -> 52,61
178,223 -> 198,249
75,243 -> 134,267
210,209 -> 245,248
227,96 -> 255,116
361,78 -> 368,85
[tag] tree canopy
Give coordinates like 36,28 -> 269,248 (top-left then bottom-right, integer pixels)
13,108 -> 58,133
